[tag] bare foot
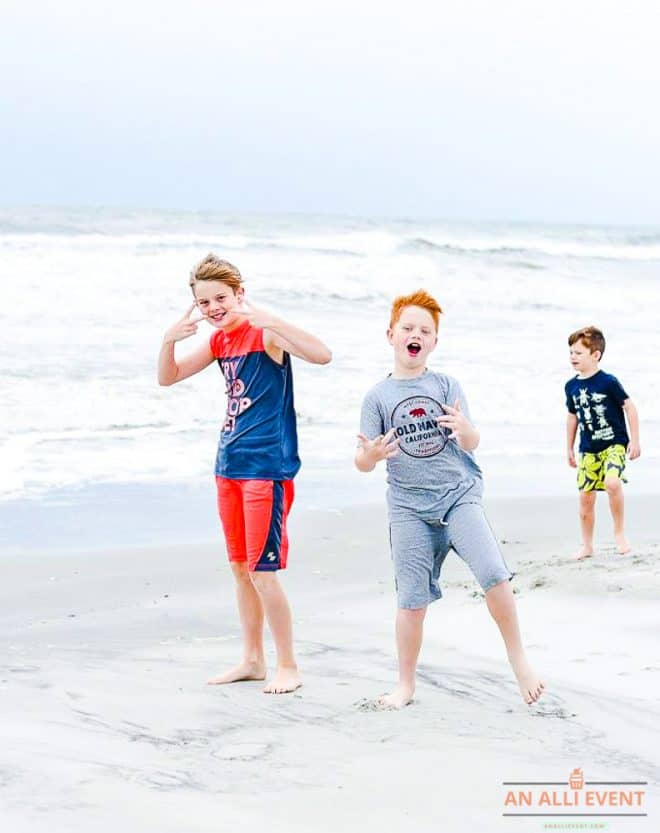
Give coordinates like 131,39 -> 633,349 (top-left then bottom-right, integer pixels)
513,663 -> 545,704
615,534 -> 631,555
207,660 -> 266,685
572,545 -> 594,560
263,666 -> 302,694
377,682 -> 415,710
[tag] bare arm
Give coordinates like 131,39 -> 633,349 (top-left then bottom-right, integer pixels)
456,425 -> 480,452
264,319 -> 332,364
623,399 -> 641,459
354,446 -> 377,473
157,304 -> 215,386
234,300 -> 331,365
566,412 -> 578,467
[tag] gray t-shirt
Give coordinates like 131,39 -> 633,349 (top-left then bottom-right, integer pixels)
359,370 -> 483,519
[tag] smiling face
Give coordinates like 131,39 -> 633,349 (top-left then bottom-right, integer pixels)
192,279 -> 244,330
569,338 -> 600,377
388,305 -> 438,377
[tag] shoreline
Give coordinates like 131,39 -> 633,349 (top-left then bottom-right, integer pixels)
2,480 -> 659,556
2,459 -> 658,555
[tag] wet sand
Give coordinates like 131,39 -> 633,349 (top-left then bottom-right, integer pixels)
1,496 -> 658,832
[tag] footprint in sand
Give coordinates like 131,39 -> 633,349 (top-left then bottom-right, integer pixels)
354,698 -> 391,712
532,704 -> 575,719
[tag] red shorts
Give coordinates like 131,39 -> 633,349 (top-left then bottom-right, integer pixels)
216,478 -> 295,572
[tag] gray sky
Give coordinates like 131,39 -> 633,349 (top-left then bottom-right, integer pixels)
2,0 -> 659,223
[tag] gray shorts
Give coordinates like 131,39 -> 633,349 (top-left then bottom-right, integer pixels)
388,502 -> 513,609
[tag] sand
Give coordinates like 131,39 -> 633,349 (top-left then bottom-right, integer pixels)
1,495 -> 659,832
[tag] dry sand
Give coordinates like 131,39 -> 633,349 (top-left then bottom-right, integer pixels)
1,495 -> 659,832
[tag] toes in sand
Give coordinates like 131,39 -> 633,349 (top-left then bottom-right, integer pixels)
515,666 -> 546,705
377,683 -> 415,710
263,666 -> 302,694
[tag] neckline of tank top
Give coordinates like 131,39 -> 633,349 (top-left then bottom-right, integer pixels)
218,319 -> 252,342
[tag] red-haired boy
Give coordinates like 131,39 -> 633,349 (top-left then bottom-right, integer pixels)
356,290 -> 544,709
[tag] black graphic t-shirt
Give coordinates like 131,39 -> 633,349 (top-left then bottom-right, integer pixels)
565,370 -> 629,454
359,370 -> 483,519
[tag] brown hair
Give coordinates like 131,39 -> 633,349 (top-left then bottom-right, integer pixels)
390,289 -> 443,331
568,325 -> 605,358
189,253 -> 243,293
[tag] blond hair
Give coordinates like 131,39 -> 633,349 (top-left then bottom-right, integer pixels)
189,253 -> 243,293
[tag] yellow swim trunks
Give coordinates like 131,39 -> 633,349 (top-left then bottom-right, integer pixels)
577,443 -> 628,492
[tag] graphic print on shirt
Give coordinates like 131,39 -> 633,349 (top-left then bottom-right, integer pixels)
221,357 -> 252,433
572,389 -> 615,443
391,396 -> 448,458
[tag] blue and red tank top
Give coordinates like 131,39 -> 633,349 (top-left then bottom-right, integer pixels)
210,320 -> 301,480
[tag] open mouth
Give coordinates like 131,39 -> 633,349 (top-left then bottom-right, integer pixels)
407,342 -> 421,356
210,311 -> 227,322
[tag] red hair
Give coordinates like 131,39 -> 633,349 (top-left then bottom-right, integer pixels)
390,289 -> 443,331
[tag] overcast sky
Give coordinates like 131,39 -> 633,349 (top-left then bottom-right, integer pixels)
1,0 -> 659,223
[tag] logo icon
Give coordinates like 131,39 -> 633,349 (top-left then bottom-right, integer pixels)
569,768 -> 584,790
266,552 -> 276,562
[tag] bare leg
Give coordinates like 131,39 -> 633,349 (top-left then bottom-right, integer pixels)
605,476 -> 630,554
250,572 -> 301,694
208,562 -> 267,684
485,581 -> 545,704
574,490 -> 596,559
378,606 -> 426,709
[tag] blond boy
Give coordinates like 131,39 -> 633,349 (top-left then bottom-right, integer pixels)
159,254 -> 331,693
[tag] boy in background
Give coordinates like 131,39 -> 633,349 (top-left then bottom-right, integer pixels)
566,326 -> 640,559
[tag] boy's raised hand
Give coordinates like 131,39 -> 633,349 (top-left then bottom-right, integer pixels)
233,297 -> 279,330
164,303 -> 205,343
356,428 -> 400,464
435,399 -> 470,440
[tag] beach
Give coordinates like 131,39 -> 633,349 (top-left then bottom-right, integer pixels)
2,207 -> 659,830
2,494 -> 658,832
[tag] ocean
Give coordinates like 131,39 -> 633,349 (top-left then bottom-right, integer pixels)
2,207 -> 658,550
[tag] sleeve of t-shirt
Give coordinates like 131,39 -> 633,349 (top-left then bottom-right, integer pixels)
565,382 -> 577,413
359,389 -> 385,441
608,375 -> 629,405
446,377 -> 473,425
